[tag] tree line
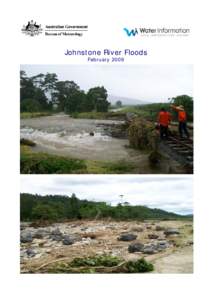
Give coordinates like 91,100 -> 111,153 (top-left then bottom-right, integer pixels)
135,95 -> 193,122
20,71 -> 110,113
20,193 -> 191,222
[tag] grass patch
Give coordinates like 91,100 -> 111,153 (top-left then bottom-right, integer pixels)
119,103 -> 171,120
70,255 -> 122,268
70,112 -> 107,119
103,160 -> 135,173
70,111 -> 126,120
20,146 -> 136,174
20,146 -> 87,174
86,159 -> 136,174
21,112 -> 52,119
45,256 -> 154,273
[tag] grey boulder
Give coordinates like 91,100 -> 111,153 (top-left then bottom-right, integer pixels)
155,225 -> 165,231
157,240 -> 170,251
26,248 -> 36,257
148,234 -> 159,239
118,233 -> 137,241
62,234 -> 82,245
51,228 -> 62,236
21,232 -> 33,243
52,234 -> 63,242
34,229 -> 49,239
62,235 -> 75,245
50,228 -> 63,241
164,228 -> 180,236
128,243 -> 144,253
142,244 -> 158,254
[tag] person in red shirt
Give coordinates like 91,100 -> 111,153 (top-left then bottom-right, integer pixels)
157,108 -> 171,139
170,104 -> 190,138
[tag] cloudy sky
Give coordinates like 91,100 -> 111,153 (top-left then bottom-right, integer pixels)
21,64 -> 193,102
21,176 -> 193,215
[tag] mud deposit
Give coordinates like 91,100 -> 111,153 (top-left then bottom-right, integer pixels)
20,220 -> 193,274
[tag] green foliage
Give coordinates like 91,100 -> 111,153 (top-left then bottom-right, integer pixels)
42,73 -> 58,103
20,71 -> 111,114
87,86 -> 110,112
104,160 -> 135,173
20,150 -> 87,174
20,112 -> 52,119
119,96 -> 193,122
55,80 -> 80,111
125,258 -> 154,273
120,103 -> 171,120
64,90 -> 87,113
85,159 -> 136,174
70,111 -> 126,120
32,203 -> 59,220
171,95 -> 193,121
20,146 -> 136,174
70,111 -> 108,119
20,71 -> 51,112
20,193 -> 191,222
20,98 -> 42,112
70,255 -> 122,268
43,256 -> 154,273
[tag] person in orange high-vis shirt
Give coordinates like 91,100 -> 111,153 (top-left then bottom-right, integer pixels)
157,108 -> 171,139
170,104 -> 190,138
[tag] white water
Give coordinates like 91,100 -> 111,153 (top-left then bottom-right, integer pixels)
20,114 -> 134,161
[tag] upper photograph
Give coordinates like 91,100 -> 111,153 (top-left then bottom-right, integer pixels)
20,64 -> 193,174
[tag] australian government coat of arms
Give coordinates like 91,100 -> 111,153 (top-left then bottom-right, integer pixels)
22,20 -> 43,36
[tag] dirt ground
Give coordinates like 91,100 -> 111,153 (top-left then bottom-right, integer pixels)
151,245 -> 193,273
20,220 -> 193,274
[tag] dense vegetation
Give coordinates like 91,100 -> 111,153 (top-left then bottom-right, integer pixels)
46,256 -> 154,273
20,70 -> 192,120
20,193 -> 191,222
20,71 -> 110,113
20,145 -> 136,174
20,149 -> 87,174
120,95 -> 193,122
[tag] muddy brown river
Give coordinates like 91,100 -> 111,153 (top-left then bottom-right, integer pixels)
20,113 -> 147,162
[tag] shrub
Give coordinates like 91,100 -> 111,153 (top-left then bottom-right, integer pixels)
20,151 -> 87,174
125,258 -> 154,273
20,99 -> 41,112
70,255 -> 122,268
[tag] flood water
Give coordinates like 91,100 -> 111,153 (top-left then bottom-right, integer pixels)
20,113 -> 144,162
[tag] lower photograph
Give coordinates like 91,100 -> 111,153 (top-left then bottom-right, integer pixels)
20,175 -> 193,274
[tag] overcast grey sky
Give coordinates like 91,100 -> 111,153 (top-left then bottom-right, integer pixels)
21,64 -> 193,102
21,176 -> 193,215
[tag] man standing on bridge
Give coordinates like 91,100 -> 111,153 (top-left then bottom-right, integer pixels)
157,108 -> 171,139
170,104 -> 190,139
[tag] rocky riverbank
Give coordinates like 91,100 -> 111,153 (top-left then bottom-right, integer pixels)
20,220 -> 193,273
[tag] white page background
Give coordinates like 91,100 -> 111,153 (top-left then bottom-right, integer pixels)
1,0 -> 212,299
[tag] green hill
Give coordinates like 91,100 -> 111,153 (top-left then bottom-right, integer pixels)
20,193 -> 192,222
